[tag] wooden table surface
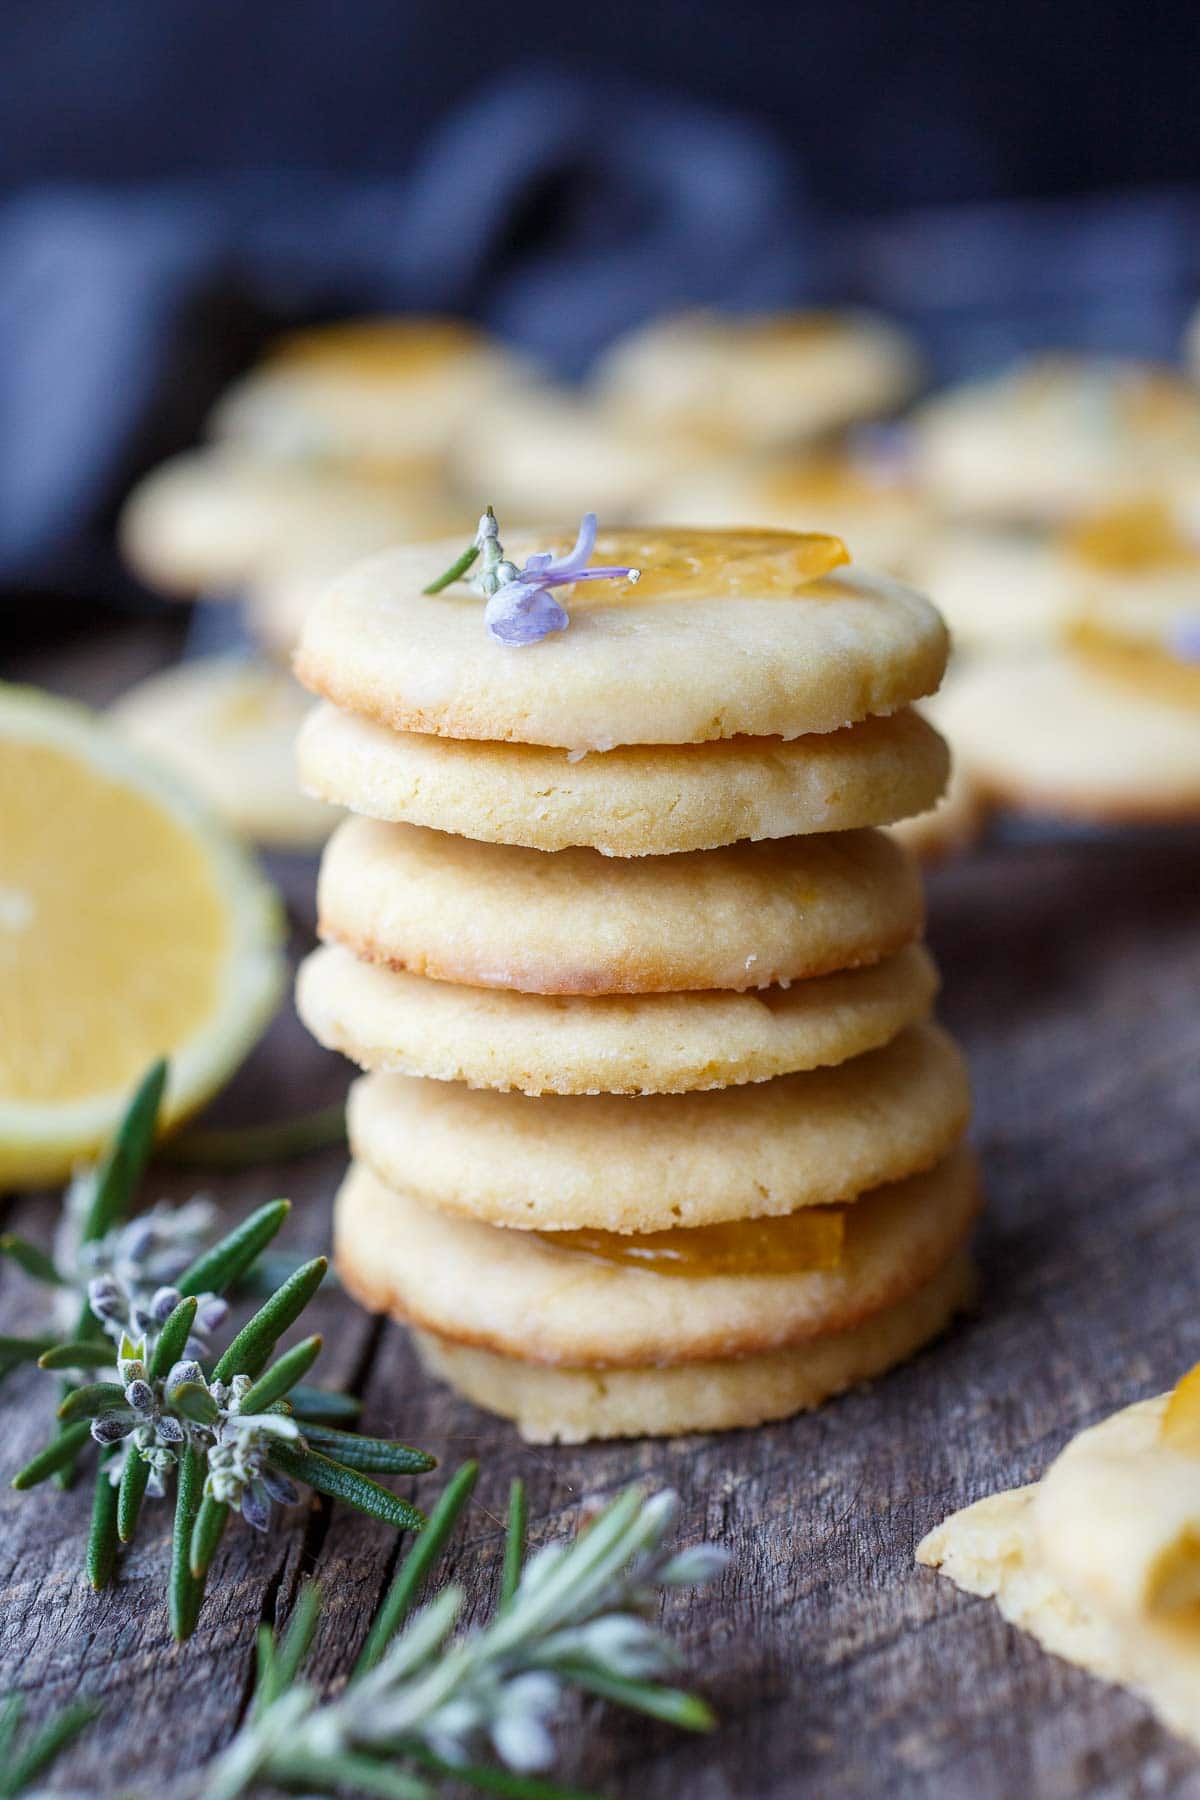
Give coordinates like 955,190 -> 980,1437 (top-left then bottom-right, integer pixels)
3,620 -> 1200,1798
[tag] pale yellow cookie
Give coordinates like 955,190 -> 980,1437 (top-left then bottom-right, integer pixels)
298,703 -> 949,855
592,310 -> 922,450
918,1389 -> 1200,1751
293,527 -> 949,751
410,1249 -> 973,1441
643,450 -> 929,577
119,447 -> 453,597
1063,501 -> 1200,654
318,817 -> 924,994
934,651 -> 1200,822
209,316 -> 533,465
347,1021 -> 971,1232
109,655 -> 335,849
910,527 -> 1075,653
912,355 -> 1200,526
297,940 -> 938,1095
449,382 -> 705,521
335,1143 -> 978,1364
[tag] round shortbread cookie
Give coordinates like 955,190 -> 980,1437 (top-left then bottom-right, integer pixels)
910,527 -> 1075,654
911,356 -> 1200,526
335,1145 -> 979,1365
298,703 -> 950,855
293,528 -> 949,751
409,1250 -> 974,1441
297,941 -> 939,1095
110,655 -> 335,849
591,310 -> 922,451
935,651 -> 1200,822
318,818 -> 924,995
209,316 -> 533,464
119,448 -> 453,597
347,1021 -> 971,1232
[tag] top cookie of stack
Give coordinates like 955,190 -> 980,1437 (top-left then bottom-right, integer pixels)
294,523 -> 974,1443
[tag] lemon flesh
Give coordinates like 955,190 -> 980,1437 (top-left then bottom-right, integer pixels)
0,683 -> 284,1187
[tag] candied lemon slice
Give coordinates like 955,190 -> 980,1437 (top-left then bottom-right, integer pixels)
270,317 -> 481,378
537,1207 -> 845,1277
1067,502 -> 1200,573
0,683 -> 284,1186
588,527 -> 850,601
1160,1363 -> 1200,1453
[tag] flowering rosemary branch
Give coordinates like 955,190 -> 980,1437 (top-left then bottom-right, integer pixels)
5,1061 -> 434,1636
202,1470 -> 726,1800
423,509 -> 640,645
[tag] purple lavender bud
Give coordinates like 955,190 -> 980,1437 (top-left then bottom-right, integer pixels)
241,1483 -> 272,1531
125,1379 -> 155,1412
165,1359 -> 204,1394
485,583 -> 570,646
151,1286 -> 182,1324
87,1275 -> 124,1320
183,1336 -> 208,1361
196,1295 -> 229,1334
121,1222 -> 156,1263
156,1415 -> 186,1444
260,1467 -> 300,1506
91,1413 -> 134,1445
130,1306 -> 155,1340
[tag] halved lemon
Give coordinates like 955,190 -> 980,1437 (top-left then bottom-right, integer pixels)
0,682 -> 285,1188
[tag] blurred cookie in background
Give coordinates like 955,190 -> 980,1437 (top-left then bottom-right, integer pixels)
450,380 -> 704,521
644,443 -> 929,578
909,526 -> 1075,654
110,654 -> 336,848
208,315 -> 536,471
911,355 -> 1200,526
591,309 -> 923,452
119,446 -> 456,597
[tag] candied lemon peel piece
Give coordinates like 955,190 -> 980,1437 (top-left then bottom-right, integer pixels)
537,1207 -> 845,1278
0,682 -> 284,1186
1067,502 -> 1200,574
1160,1363 -> 1200,1455
585,527 -> 851,601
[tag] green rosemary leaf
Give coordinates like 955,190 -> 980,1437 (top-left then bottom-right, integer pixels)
407,1746 -> 604,1800
268,1443 -> 423,1533
269,1579 -> 323,1699
237,1334 -> 323,1416
164,1102 -> 347,1169
11,1420 -> 92,1489
170,1446 -> 206,1640
5,1696 -> 102,1795
148,1295 -> 199,1380
87,1456 -> 121,1590
297,1424 -> 436,1475
117,1451 -> 152,1544
287,1383 -> 360,1423
252,1623 -> 278,1712
36,1340 -> 117,1371
189,1494 -> 230,1580
268,1748 -> 431,1799
171,1380 -> 220,1426
212,1257 -> 328,1383
501,1478 -> 527,1609
57,1381 -> 125,1422
176,1198 -> 291,1299
564,1668 -> 716,1733
0,1695 -> 22,1774
82,1058 -> 168,1244
423,538 -> 481,595
354,1460 -> 479,1675
0,1332 -> 60,1366
0,1234 -> 65,1285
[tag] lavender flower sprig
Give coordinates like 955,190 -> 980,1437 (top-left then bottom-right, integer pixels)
201,1471 -> 726,1800
424,508 -> 641,645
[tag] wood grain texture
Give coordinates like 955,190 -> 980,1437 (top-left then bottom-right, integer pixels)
3,625 -> 1200,1796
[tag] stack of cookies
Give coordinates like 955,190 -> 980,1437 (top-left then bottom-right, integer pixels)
293,525 -> 979,1442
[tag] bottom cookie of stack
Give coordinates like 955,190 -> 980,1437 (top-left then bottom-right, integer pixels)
335,1147 -> 979,1443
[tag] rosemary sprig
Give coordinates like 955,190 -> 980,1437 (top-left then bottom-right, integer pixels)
0,1690 -> 100,1797
5,1060 -> 435,1634
202,1474 -> 726,1800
